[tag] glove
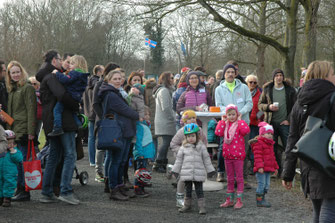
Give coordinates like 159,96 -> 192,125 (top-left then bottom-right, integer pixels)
207,171 -> 216,178
172,171 -> 179,178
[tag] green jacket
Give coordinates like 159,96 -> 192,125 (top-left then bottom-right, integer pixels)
7,83 -> 37,141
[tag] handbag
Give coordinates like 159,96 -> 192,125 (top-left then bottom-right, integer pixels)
23,140 -> 43,191
97,94 -> 124,151
292,92 -> 335,179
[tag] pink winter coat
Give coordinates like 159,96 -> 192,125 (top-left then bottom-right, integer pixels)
249,136 -> 279,173
215,120 -> 250,160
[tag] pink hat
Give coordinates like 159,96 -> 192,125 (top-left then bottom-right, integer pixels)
225,104 -> 239,115
258,122 -> 274,135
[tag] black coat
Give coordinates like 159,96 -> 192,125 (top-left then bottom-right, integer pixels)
283,79 -> 335,199
0,79 -> 8,127
98,82 -> 139,138
36,62 -> 79,135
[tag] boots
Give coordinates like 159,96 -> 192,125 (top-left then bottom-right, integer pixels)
153,159 -> 167,173
256,193 -> 271,207
110,187 -> 129,201
216,172 -> 226,182
14,185 -> 24,196
104,178 -> 110,193
2,198 -> 11,207
176,193 -> 184,208
119,185 -> 136,198
12,187 -> 30,202
134,186 -> 150,198
234,193 -> 243,209
220,193 -> 234,208
179,197 -> 192,213
197,198 -> 206,215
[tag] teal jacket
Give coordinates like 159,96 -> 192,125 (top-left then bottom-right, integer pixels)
215,79 -> 253,124
207,119 -> 217,143
133,121 -> 156,160
0,148 -> 23,197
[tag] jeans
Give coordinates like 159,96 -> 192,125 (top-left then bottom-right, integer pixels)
17,143 -> 28,187
271,121 -> 290,174
225,159 -> 244,193
88,121 -> 96,165
217,137 -> 225,173
134,159 -> 147,186
255,172 -> 271,194
106,138 -> 131,189
312,198 -> 335,223
42,132 -> 76,196
185,181 -> 204,199
53,102 -> 80,129
156,135 -> 173,161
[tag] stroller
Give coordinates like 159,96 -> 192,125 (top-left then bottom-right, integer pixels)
37,143 -> 89,186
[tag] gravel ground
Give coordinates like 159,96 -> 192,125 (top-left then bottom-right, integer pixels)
0,148 -> 312,223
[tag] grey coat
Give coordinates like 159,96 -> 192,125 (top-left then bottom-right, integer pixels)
153,85 -> 176,136
172,142 -> 215,182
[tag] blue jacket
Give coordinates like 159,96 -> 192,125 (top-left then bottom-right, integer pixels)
207,119 -> 217,143
133,121 -> 156,160
0,148 -> 23,197
98,82 -> 139,138
56,70 -> 89,102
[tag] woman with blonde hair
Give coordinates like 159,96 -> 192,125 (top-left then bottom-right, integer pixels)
282,61 -> 335,222
4,61 -> 36,201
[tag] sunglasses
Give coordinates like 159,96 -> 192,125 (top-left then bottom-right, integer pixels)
248,81 -> 257,84
32,83 -> 38,86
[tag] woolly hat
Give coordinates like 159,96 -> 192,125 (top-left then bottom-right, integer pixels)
258,122 -> 274,136
222,64 -> 237,78
272,68 -> 284,81
181,67 -> 191,73
182,110 -> 197,123
186,71 -> 201,86
225,104 -> 239,115
133,83 -> 145,95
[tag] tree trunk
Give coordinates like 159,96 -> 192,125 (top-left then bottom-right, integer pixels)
301,0 -> 320,67
256,2 -> 267,83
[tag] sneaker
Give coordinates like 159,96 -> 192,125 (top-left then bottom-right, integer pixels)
2,198 -> 11,207
90,163 -> 95,167
48,128 -> 64,137
95,172 -> 104,183
58,194 -> 80,205
40,194 -> 59,203
134,187 -> 150,198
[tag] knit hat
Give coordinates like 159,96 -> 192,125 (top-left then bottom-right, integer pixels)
222,64 -> 237,79
182,110 -> 197,123
186,71 -> 200,86
225,104 -> 239,115
133,83 -> 145,95
272,68 -> 284,81
181,67 -> 191,73
258,122 -> 274,136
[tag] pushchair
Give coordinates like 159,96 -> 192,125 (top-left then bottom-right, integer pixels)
37,143 -> 89,186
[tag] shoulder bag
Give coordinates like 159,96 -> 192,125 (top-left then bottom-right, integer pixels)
292,92 -> 335,179
97,94 -> 124,151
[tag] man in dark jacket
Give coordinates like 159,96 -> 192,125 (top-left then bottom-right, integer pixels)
0,60 -> 8,128
258,69 -> 297,177
36,50 -> 80,205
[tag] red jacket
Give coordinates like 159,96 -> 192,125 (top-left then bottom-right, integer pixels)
249,88 -> 262,126
250,136 -> 278,173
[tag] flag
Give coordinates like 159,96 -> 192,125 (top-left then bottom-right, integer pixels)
181,41 -> 186,56
145,38 -> 157,48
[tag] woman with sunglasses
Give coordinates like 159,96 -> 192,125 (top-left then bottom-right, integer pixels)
245,75 -> 262,175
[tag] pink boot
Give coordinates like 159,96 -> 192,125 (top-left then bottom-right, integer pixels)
234,194 -> 243,209
220,193 -> 234,208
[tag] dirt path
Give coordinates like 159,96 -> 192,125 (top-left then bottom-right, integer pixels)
0,149 -> 312,223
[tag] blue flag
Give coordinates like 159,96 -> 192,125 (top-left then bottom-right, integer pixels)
181,41 -> 186,56
145,38 -> 157,48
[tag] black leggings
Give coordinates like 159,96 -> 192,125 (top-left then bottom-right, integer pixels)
184,181 -> 204,199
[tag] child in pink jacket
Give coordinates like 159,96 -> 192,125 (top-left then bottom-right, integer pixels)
215,104 -> 250,209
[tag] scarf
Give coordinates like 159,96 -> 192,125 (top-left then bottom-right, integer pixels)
251,88 -> 258,97
224,120 -> 239,144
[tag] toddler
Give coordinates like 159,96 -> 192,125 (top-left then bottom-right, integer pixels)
133,106 -> 155,197
48,55 -> 89,137
0,127 -> 23,207
215,104 -> 250,209
170,110 -> 207,208
249,122 -> 278,207
172,123 -> 215,215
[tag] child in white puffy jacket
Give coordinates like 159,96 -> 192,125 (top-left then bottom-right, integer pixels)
172,123 -> 215,215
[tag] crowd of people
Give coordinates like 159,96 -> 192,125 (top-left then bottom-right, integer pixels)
0,51 -> 334,221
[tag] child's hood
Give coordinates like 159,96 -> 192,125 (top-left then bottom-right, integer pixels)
183,141 -> 204,151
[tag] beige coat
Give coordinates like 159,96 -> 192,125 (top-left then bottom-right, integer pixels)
172,142 -> 215,182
